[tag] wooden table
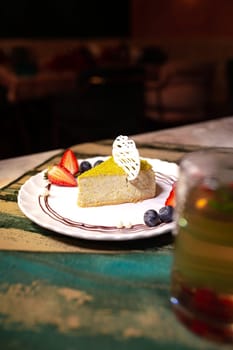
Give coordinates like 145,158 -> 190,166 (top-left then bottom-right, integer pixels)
0,117 -> 232,350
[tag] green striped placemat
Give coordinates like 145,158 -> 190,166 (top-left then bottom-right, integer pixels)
0,140 -> 191,253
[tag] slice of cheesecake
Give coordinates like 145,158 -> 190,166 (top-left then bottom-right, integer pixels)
77,156 -> 156,207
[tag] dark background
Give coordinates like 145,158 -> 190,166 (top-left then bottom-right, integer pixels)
0,0 -> 130,38
1,0 -> 232,159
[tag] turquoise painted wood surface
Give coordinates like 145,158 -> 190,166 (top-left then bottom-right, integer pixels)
0,249 -> 230,350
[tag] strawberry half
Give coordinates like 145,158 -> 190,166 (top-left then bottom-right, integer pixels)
59,149 -> 79,175
165,182 -> 176,207
47,165 -> 77,187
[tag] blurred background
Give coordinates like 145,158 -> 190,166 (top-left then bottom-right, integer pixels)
1,0 -> 233,159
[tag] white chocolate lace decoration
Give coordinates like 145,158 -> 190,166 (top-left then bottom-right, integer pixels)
112,135 -> 140,181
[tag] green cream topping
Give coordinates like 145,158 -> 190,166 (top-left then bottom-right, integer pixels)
79,156 -> 152,178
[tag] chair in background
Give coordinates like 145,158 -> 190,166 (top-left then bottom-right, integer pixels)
51,65 -> 145,148
143,60 -> 215,126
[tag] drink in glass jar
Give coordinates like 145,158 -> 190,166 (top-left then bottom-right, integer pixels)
170,150 -> 233,343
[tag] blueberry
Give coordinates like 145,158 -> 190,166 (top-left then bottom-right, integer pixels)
79,160 -> 92,173
159,205 -> 174,223
144,209 -> 161,227
94,159 -> 104,167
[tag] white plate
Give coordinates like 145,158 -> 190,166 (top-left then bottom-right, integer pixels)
18,157 -> 178,241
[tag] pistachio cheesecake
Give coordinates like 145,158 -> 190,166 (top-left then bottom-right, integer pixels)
77,156 -> 156,207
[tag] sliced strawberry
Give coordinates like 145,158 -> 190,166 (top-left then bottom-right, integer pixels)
165,182 -> 176,207
47,165 -> 77,187
59,149 -> 79,175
